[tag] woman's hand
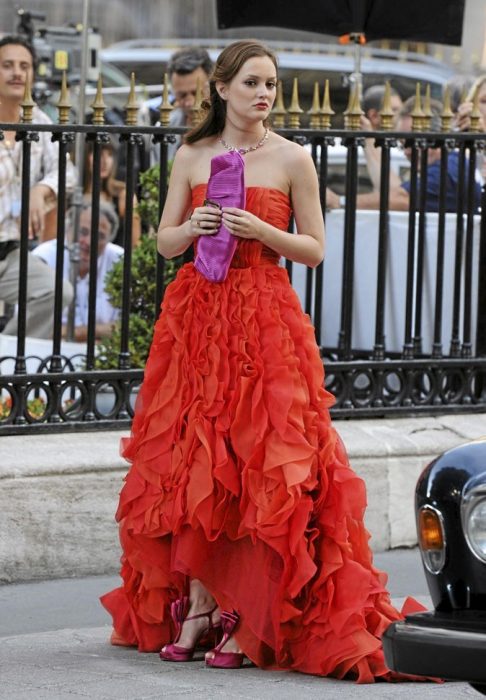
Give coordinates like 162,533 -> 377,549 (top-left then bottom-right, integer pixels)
221,207 -> 264,239
28,186 -> 48,239
455,101 -> 486,132
190,204 -> 222,237
325,188 -> 341,210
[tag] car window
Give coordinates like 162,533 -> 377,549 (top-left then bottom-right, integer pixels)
100,61 -> 132,88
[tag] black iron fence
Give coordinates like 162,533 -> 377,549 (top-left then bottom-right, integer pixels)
0,121 -> 485,433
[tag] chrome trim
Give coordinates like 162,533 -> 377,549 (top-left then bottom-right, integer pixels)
393,621 -> 486,642
417,504 -> 446,574
461,484 -> 486,564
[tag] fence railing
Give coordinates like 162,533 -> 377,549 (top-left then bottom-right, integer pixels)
0,120 -> 485,433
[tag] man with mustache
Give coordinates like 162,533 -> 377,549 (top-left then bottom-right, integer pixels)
0,35 -> 74,338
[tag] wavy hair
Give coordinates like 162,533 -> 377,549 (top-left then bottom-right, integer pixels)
466,75 -> 486,103
0,34 -> 37,68
185,40 -> 278,144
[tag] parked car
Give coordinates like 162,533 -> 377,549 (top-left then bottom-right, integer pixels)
382,437 -> 486,695
101,38 -> 418,190
320,141 -> 410,194
100,38 -> 455,123
39,60 -> 151,125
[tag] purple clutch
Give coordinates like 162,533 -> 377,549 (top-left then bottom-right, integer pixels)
194,150 -> 245,283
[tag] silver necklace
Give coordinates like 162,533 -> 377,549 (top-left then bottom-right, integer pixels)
219,128 -> 269,155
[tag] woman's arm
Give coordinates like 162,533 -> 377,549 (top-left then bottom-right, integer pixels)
222,145 -> 325,267
117,190 -> 142,247
156,146 -> 194,258
156,146 -> 221,259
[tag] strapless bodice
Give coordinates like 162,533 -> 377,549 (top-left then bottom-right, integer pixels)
191,184 -> 291,268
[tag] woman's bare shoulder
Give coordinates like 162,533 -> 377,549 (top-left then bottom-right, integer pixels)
269,131 -> 314,163
173,138 -> 217,169
173,143 -> 194,163
265,132 -> 316,190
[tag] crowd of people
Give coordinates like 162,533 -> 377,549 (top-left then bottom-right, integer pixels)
1,32 -> 485,343
326,79 -> 484,213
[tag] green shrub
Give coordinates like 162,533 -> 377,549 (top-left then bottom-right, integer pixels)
96,165 -> 184,369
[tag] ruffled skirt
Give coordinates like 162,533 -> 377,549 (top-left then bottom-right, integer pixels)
101,262 -> 421,682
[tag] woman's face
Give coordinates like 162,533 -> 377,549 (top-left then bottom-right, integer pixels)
88,148 -> 114,179
100,149 -> 114,178
77,209 -> 111,276
477,81 -> 486,119
220,55 -> 277,123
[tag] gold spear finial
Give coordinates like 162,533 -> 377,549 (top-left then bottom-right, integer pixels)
433,46 -> 444,62
124,72 -> 139,126
343,84 -> 353,130
411,83 -> 425,132
344,83 -> 362,130
90,74 -> 106,126
271,80 -> 287,128
159,72 -> 173,127
191,76 -> 203,126
307,81 -> 321,129
440,85 -> 454,132
399,41 -> 409,58
20,72 -> 36,123
287,77 -> 304,128
422,84 -> 432,131
56,71 -> 72,125
452,47 -> 462,66
379,81 -> 395,131
470,85 -> 482,131
320,79 -> 335,130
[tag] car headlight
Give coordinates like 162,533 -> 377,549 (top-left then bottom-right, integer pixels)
417,505 -> 446,574
462,486 -> 486,563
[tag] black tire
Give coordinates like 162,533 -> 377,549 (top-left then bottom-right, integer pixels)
470,684 -> 486,696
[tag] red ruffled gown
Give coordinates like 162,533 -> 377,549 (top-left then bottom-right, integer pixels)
101,185 -> 422,682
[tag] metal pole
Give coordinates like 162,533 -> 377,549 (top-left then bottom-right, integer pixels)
77,0 -> 90,129
67,0 -> 90,340
348,34 -> 363,98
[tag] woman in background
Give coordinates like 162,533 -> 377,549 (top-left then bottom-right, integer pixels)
83,139 -> 141,248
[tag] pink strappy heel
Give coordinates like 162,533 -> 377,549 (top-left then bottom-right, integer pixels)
159,596 -> 221,662
205,610 -> 244,669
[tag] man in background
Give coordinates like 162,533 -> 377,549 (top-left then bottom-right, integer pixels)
33,201 -> 123,342
0,34 -> 74,337
360,84 -> 404,191
149,47 -> 213,161
327,97 -> 481,213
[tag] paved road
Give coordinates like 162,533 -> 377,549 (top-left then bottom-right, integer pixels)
0,549 -> 428,638
0,549 -> 478,699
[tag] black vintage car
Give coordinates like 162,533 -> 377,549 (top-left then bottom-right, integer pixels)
382,437 -> 486,694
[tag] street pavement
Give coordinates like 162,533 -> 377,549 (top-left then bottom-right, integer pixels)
0,549 -> 477,699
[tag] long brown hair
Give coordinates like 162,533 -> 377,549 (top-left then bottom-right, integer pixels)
466,75 -> 486,103
186,40 -> 278,144
83,140 -> 124,199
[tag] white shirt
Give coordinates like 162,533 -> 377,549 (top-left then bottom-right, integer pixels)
0,106 -> 76,243
33,239 -> 123,327
150,106 -> 186,164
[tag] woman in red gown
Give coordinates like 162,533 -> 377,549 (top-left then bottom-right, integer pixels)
101,40 -> 422,681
